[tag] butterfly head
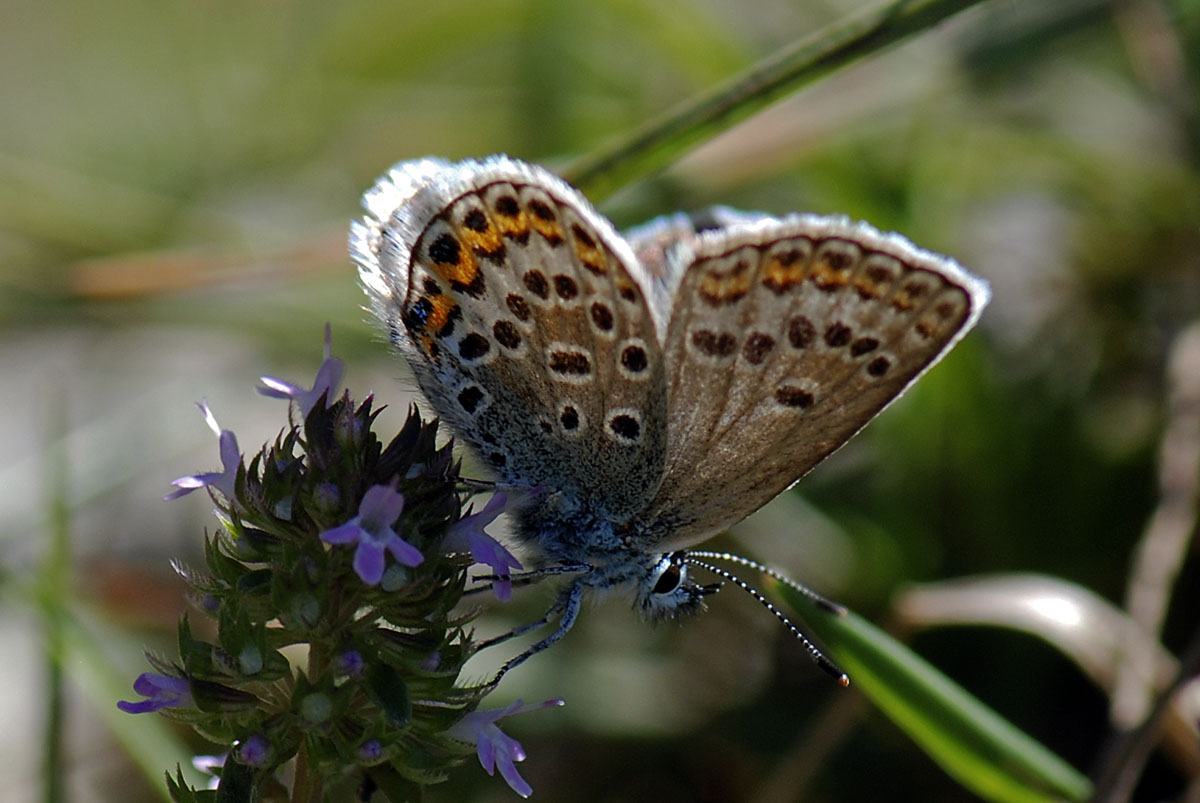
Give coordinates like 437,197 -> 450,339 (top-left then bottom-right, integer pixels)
637,551 -> 722,621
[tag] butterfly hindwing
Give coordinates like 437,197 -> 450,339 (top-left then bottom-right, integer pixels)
635,214 -> 989,550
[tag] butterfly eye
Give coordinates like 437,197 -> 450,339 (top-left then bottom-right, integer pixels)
651,559 -> 682,595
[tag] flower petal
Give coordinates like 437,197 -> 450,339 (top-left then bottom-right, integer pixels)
360,485 -> 405,528
117,698 -> 167,714
257,375 -> 304,400
217,431 -> 240,471
136,673 -> 189,696
118,673 -> 189,713
385,533 -> 424,567
320,519 -> 363,545
353,541 -> 386,585
476,730 -> 497,774
468,533 -> 523,574
448,698 -> 563,797
495,741 -> 532,798
198,401 -> 221,437
255,326 -> 345,415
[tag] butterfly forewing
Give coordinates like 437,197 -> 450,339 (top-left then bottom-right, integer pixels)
638,216 -> 988,550
355,158 -> 668,520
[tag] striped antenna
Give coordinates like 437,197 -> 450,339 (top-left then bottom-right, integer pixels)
684,551 -> 849,686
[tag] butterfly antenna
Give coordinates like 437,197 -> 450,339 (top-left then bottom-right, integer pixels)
688,550 -> 847,615
684,554 -> 849,686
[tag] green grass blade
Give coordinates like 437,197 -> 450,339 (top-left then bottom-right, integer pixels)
774,579 -> 1091,803
38,393 -> 70,803
15,553 -> 201,799
63,609 -> 205,799
563,0 -> 990,200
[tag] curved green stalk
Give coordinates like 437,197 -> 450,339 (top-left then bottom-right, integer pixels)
775,579 -> 1091,803
564,0 -> 990,200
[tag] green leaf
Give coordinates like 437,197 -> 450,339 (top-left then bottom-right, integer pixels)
774,579 -> 1091,803
365,662 -> 413,727
366,764 -> 428,803
214,759 -> 258,803
235,568 -> 273,595
166,765 -> 209,803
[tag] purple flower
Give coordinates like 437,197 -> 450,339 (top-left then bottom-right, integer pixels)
448,698 -> 563,798
357,739 -> 382,763
237,734 -> 270,767
445,493 -> 522,601
337,649 -> 364,677
165,402 -> 240,501
117,673 -> 191,714
320,484 -> 422,585
257,323 -> 345,417
192,754 -> 225,790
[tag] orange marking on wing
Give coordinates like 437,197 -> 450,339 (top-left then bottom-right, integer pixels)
529,215 -> 564,245
698,266 -> 752,305
426,294 -> 458,335
853,277 -> 885,300
810,257 -> 850,290
457,221 -> 505,255
761,256 -> 807,293
430,245 -> 480,290
572,228 -> 608,275
494,208 -> 530,241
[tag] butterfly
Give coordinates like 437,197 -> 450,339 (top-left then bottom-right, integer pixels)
350,155 -> 989,683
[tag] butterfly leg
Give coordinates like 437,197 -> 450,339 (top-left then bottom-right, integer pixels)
474,614 -> 558,651
482,580 -> 585,690
473,570 -> 587,649
463,561 -> 591,598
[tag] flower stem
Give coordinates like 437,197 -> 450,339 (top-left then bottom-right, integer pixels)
562,0 -> 990,201
292,643 -> 330,803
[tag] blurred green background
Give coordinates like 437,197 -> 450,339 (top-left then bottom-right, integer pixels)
3,0 -> 1198,800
